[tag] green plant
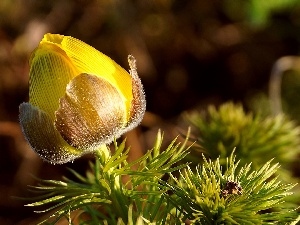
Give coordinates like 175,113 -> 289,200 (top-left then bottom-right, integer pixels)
164,151 -> 299,224
24,130 -> 300,224
25,131 -> 190,224
185,102 -> 300,175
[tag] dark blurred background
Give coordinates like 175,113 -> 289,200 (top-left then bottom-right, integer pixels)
1,0 -> 300,224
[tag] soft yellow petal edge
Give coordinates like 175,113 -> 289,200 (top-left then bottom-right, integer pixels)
29,41 -> 79,120
41,33 -> 133,118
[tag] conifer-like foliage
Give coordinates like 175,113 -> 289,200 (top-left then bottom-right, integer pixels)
26,131 -> 190,224
24,128 -> 300,224
164,152 -> 299,224
186,102 -> 300,173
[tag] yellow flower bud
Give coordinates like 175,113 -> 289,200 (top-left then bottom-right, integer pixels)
19,33 -> 146,164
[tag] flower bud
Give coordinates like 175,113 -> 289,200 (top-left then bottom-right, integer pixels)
19,33 -> 146,164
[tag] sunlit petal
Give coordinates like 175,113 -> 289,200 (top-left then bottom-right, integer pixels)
55,73 -> 126,150
20,33 -> 146,164
29,42 -> 79,120
19,103 -> 82,164
123,55 -> 146,133
41,33 -> 133,118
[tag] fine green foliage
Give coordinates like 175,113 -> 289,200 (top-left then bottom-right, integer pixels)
164,152 -> 300,224
25,130 -> 190,225
24,128 -> 300,224
185,102 -> 300,173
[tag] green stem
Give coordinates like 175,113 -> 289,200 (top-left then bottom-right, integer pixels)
95,144 -> 129,222
95,144 -> 111,165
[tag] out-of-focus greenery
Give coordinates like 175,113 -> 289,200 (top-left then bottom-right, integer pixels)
185,102 -> 300,181
224,0 -> 300,27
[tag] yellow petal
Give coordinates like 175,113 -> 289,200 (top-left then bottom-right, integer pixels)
29,41 -> 79,120
41,33 -> 133,119
19,103 -> 83,164
55,73 -> 126,150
